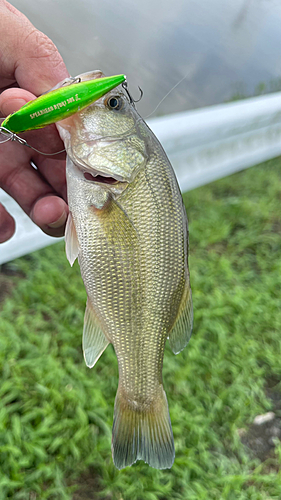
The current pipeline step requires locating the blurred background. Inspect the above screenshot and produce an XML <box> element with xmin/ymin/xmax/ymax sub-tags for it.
<box><xmin>1</xmin><ymin>1</ymin><xmax>281</xmax><ymax>499</ymax></box>
<box><xmin>9</xmin><ymin>0</ymin><xmax>281</xmax><ymax>116</ymax></box>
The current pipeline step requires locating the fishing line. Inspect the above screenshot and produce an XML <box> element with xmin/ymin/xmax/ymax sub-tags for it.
<box><xmin>0</xmin><ymin>72</ymin><xmax>189</xmax><ymax>155</ymax></box>
<box><xmin>0</xmin><ymin>125</ymin><xmax>66</xmax><ymax>155</ymax></box>
<box><xmin>144</xmin><ymin>72</ymin><xmax>190</xmax><ymax>120</ymax></box>
<box><xmin>23</xmin><ymin>143</ymin><xmax>65</xmax><ymax>156</ymax></box>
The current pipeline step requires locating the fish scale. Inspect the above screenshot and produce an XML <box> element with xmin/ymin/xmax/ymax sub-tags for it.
<box><xmin>57</xmin><ymin>71</ymin><xmax>192</xmax><ymax>469</ymax></box>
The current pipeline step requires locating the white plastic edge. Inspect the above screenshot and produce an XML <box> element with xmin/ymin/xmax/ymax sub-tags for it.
<box><xmin>1</xmin><ymin>91</ymin><xmax>281</xmax><ymax>264</ymax></box>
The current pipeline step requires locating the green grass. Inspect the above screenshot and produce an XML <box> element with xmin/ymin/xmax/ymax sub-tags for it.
<box><xmin>1</xmin><ymin>157</ymin><xmax>281</xmax><ymax>499</ymax></box>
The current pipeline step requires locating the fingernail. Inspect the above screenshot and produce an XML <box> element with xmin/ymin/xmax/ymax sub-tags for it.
<box><xmin>48</xmin><ymin>211</ymin><xmax>67</xmax><ymax>229</ymax></box>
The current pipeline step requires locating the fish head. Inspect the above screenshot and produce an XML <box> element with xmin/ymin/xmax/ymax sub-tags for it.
<box><xmin>57</xmin><ymin>71</ymin><xmax>148</xmax><ymax>189</ymax></box>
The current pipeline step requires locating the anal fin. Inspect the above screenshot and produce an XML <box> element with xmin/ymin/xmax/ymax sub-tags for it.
<box><xmin>169</xmin><ymin>279</ymin><xmax>193</xmax><ymax>355</ymax></box>
<box><xmin>83</xmin><ymin>299</ymin><xmax>109</xmax><ymax>368</ymax></box>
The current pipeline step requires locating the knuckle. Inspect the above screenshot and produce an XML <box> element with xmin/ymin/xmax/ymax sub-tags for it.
<box><xmin>1</xmin><ymin>164</ymin><xmax>25</xmax><ymax>193</ymax></box>
<box><xmin>23</xmin><ymin>29</ymin><xmax>63</xmax><ymax>66</ymax></box>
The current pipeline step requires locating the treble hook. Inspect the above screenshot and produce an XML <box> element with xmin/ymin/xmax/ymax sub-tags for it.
<box><xmin>122</xmin><ymin>81</ymin><xmax>143</xmax><ymax>106</ymax></box>
<box><xmin>63</xmin><ymin>76</ymin><xmax>81</xmax><ymax>85</ymax></box>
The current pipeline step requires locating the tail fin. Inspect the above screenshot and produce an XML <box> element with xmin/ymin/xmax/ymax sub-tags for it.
<box><xmin>112</xmin><ymin>386</ymin><xmax>175</xmax><ymax>470</ymax></box>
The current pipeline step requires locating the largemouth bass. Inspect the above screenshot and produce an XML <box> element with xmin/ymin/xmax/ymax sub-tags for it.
<box><xmin>57</xmin><ymin>70</ymin><xmax>193</xmax><ymax>470</ymax></box>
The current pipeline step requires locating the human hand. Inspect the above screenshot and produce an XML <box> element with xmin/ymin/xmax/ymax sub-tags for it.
<box><xmin>0</xmin><ymin>0</ymin><xmax>69</xmax><ymax>243</ymax></box>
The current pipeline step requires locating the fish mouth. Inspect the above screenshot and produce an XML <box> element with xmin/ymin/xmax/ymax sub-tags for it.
<box><xmin>83</xmin><ymin>171</ymin><xmax>120</xmax><ymax>185</ymax></box>
<box><xmin>72</xmin><ymin>154</ymin><xmax>128</xmax><ymax>185</ymax></box>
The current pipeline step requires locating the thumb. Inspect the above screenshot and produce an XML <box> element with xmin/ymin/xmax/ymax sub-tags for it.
<box><xmin>0</xmin><ymin>1</ymin><xmax>69</xmax><ymax>95</ymax></box>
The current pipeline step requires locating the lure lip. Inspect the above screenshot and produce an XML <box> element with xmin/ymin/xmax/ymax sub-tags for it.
<box><xmin>1</xmin><ymin>74</ymin><xmax>126</xmax><ymax>134</ymax></box>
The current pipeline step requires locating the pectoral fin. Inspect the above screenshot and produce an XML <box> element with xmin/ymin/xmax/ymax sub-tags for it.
<box><xmin>93</xmin><ymin>196</ymin><xmax>139</xmax><ymax>242</ymax></box>
<box><xmin>169</xmin><ymin>280</ymin><xmax>193</xmax><ymax>355</ymax></box>
<box><xmin>65</xmin><ymin>212</ymin><xmax>79</xmax><ymax>266</ymax></box>
<box><xmin>83</xmin><ymin>299</ymin><xmax>109</xmax><ymax>368</ymax></box>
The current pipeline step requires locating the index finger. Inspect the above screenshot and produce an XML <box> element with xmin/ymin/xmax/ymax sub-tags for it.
<box><xmin>0</xmin><ymin>1</ymin><xmax>69</xmax><ymax>94</ymax></box>
<box><xmin>0</xmin><ymin>89</ymin><xmax>68</xmax><ymax>241</ymax></box>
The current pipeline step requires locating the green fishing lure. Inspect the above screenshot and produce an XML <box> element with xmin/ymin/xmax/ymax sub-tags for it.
<box><xmin>1</xmin><ymin>74</ymin><xmax>125</xmax><ymax>134</ymax></box>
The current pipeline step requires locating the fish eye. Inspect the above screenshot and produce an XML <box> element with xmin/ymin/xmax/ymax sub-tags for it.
<box><xmin>106</xmin><ymin>95</ymin><xmax>124</xmax><ymax>111</ymax></box>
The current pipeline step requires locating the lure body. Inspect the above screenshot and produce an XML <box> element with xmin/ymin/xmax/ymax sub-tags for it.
<box><xmin>1</xmin><ymin>74</ymin><xmax>125</xmax><ymax>134</ymax></box>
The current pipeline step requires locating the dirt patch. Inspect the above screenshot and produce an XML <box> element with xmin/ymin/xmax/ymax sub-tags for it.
<box><xmin>70</xmin><ymin>467</ymin><xmax>105</xmax><ymax>500</ymax></box>
<box><xmin>1</xmin><ymin>262</ymin><xmax>25</xmax><ymax>277</ymax></box>
<box><xmin>0</xmin><ymin>263</ymin><xmax>25</xmax><ymax>305</ymax></box>
<box><xmin>239</xmin><ymin>379</ymin><xmax>281</xmax><ymax>463</ymax></box>
<box><xmin>270</xmin><ymin>218</ymin><xmax>281</xmax><ymax>234</ymax></box>
<box><xmin>240</xmin><ymin>413</ymin><xmax>281</xmax><ymax>461</ymax></box>
<box><xmin>0</xmin><ymin>275</ymin><xmax>13</xmax><ymax>304</ymax></box>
